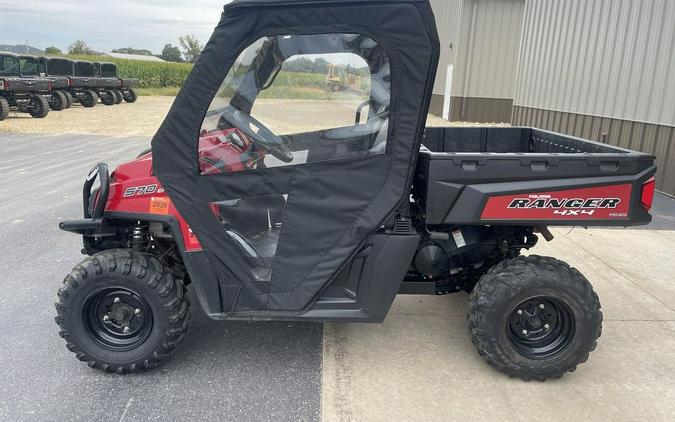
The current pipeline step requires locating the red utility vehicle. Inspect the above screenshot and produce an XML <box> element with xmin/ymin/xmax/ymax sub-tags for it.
<box><xmin>56</xmin><ymin>0</ymin><xmax>656</xmax><ymax>380</ymax></box>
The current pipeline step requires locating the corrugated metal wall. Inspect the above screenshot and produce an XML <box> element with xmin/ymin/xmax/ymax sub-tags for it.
<box><xmin>429</xmin><ymin>0</ymin><xmax>464</xmax><ymax>97</ymax></box>
<box><xmin>513</xmin><ymin>0</ymin><xmax>675</xmax><ymax>195</ymax></box>
<box><xmin>451</xmin><ymin>0</ymin><xmax>525</xmax><ymax>100</ymax></box>
<box><xmin>429</xmin><ymin>0</ymin><xmax>525</xmax><ymax>122</ymax></box>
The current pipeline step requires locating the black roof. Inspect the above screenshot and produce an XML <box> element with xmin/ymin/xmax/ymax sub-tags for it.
<box><xmin>0</xmin><ymin>51</ymin><xmax>19</xmax><ymax>58</ymax></box>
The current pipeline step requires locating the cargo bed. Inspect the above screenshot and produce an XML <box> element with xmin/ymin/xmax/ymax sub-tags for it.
<box><xmin>415</xmin><ymin>127</ymin><xmax>656</xmax><ymax>226</ymax></box>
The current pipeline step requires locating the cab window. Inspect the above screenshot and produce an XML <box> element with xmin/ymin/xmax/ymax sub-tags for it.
<box><xmin>199</xmin><ymin>33</ymin><xmax>391</xmax><ymax>174</ymax></box>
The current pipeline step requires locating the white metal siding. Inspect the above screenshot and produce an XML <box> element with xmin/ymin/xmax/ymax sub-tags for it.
<box><xmin>430</xmin><ymin>0</ymin><xmax>525</xmax><ymax>99</ymax></box>
<box><xmin>514</xmin><ymin>0</ymin><xmax>675</xmax><ymax>127</ymax></box>
<box><xmin>450</xmin><ymin>0</ymin><xmax>526</xmax><ymax>99</ymax></box>
<box><xmin>429</xmin><ymin>0</ymin><xmax>464</xmax><ymax>96</ymax></box>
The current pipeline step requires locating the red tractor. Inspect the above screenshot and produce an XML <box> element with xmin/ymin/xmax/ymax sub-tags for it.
<box><xmin>56</xmin><ymin>0</ymin><xmax>656</xmax><ymax>380</ymax></box>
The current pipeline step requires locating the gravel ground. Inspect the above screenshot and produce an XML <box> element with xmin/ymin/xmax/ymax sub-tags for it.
<box><xmin>0</xmin><ymin>96</ymin><xmax>507</xmax><ymax>137</ymax></box>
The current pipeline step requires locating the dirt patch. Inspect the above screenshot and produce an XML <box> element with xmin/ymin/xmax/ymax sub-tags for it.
<box><xmin>0</xmin><ymin>96</ymin><xmax>507</xmax><ymax>137</ymax></box>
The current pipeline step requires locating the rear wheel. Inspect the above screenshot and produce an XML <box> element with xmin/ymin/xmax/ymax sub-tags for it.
<box><xmin>0</xmin><ymin>97</ymin><xmax>9</xmax><ymax>121</ymax></box>
<box><xmin>63</xmin><ymin>91</ymin><xmax>74</xmax><ymax>108</ymax></box>
<box><xmin>28</xmin><ymin>95</ymin><xmax>49</xmax><ymax>118</ymax></box>
<box><xmin>55</xmin><ymin>249</ymin><xmax>190</xmax><ymax>373</ymax></box>
<box><xmin>123</xmin><ymin>88</ymin><xmax>137</xmax><ymax>103</ymax></box>
<box><xmin>467</xmin><ymin>255</ymin><xmax>602</xmax><ymax>380</ymax></box>
<box><xmin>101</xmin><ymin>90</ymin><xmax>116</xmax><ymax>106</ymax></box>
<box><xmin>49</xmin><ymin>90</ymin><xmax>68</xmax><ymax>111</ymax></box>
<box><xmin>80</xmin><ymin>89</ymin><xmax>98</xmax><ymax>108</ymax></box>
<box><xmin>113</xmin><ymin>89</ymin><xmax>123</xmax><ymax>104</ymax></box>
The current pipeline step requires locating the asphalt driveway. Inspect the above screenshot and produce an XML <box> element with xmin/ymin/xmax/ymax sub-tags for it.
<box><xmin>0</xmin><ymin>134</ymin><xmax>322</xmax><ymax>422</ymax></box>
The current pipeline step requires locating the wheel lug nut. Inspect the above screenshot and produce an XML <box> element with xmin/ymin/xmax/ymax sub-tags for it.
<box><xmin>522</xmin><ymin>329</ymin><xmax>528</xmax><ymax>335</ymax></box>
<box><xmin>544</xmin><ymin>324</ymin><xmax>550</xmax><ymax>330</ymax></box>
<box><xmin>123</xmin><ymin>326</ymin><xmax>130</xmax><ymax>333</ymax></box>
<box><xmin>103</xmin><ymin>315</ymin><xmax>109</xmax><ymax>321</ymax></box>
<box><xmin>114</xmin><ymin>297</ymin><xmax>120</xmax><ymax>303</ymax></box>
<box><xmin>134</xmin><ymin>309</ymin><xmax>141</xmax><ymax>315</ymax></box>
<box><xmin>539</xmin><ymin>304</ymin><xmax>545</xmax><ymax>309</ymax></box>
<box><xmin>517</xmin><ymin>310</ymin><xmax>523</xmax><ymax>315</ymax></box>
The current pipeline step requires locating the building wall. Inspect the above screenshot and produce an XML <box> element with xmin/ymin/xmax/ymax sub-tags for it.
<box><xmin>513</xmin><ymin>0</ymin><xmax>675</xmax><ymax>195</ymax></box>
<box><xmin>429</xmin><ymin>0</ymin><xmax>525</xmax><ymax>122</ymax></box>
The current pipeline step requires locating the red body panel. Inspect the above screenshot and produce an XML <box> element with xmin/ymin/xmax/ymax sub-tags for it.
<box><xmin>105</xmin><ymin>129</ymin><xmax>260</xmax><ymax>251</ymax></box>
<box><xmin>481</xmin><ymin>184</ymin><xmax>633</xmax><ymax>221</ymax></box>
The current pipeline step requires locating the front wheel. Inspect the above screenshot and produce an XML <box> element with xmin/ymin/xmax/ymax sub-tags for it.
<box><xmin>49</xmin><ymin>91</ymin><xmax>68</xmax><ymax>111</ymax></box>
<box><xmin>0</xmin><ymin>96</ymin><xmax>9</xmax><ymax>121</ymax></box>
<box><xmin>55</xmin><ymin>249</ymin><xmax>190</xmax><ymax>373</ymax></box>
<box><xmin>123</xmin><ymin>88</ymin><xmax>137</xmax><ymax>103</ymax></box>
<box><xmin>28</xmin><ymin>95</ymin><xmax>49</xmax><ymax>118</ymax></box>
<box><xmin>467</xmin><ymin>255</ymin><xmax>602</xmax><ymax>381</ymax></box>
<box><xmin>101</xmin><ymin>90</ymin><xmax>116</xmax><ymax>106</ymax></box>
<box><xmin>80</xmin><ymin>89</ymin><xmax>98</xmax><ymax>108</ymax></box>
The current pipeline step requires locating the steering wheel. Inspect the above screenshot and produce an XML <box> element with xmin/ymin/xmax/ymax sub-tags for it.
<box><xmin>218</xmin><ymin>105</ymin><xmax>294</xmax><ymax>163</ymax></box>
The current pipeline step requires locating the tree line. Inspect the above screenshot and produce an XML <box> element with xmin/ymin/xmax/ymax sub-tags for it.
<box><xmin>43</xmin><ymin>35</ymin><xmax>203</xmax><ymax>63</ymax></box>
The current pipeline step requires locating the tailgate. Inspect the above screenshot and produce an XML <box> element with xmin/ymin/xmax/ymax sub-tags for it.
<box><xmin>416</xmin><ymin>127</ymin><xmax>657</xmax><ymax>227</ymax></box>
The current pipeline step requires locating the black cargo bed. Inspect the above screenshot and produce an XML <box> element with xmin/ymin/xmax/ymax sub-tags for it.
<box><xmin>415</xmin><ymin>127</ymin><xmax>656</xmax><ymax>226</ymax></box>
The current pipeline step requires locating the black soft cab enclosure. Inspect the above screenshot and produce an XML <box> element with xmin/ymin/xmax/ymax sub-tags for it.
<box><xmin>152</xmin><ymin>0</ymin><xmax>439</xmax><ymax>316</ymax></box>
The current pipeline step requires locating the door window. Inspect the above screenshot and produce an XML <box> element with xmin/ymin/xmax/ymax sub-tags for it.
<box><xmin>199</xmin><ymin>33</ymin><xmax>391</xmax><ymax>174</ymax></box>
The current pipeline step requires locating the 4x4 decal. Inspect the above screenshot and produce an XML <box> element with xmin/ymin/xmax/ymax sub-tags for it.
<box><xmin>482</xmin><ymin>184</ymin><xmax>632</xmax><ymax>220</ymax></box>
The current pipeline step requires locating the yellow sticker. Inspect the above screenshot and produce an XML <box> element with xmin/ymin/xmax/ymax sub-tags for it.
<box><xmin>149</xmin><ymin>197</ymin><xmax>170</xmax><ymax>215</ymax></box>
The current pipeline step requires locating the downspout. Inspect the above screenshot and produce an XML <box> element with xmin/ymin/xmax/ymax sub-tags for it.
<box><xmin>460</xmin><ymin>0</ymin><xmax>479</xmax><ymax>120</ymax></box>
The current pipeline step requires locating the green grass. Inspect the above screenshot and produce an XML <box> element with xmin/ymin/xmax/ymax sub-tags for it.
<box><xmin>136</xmin><ymin>87</ymin><xmax>182</xmax><ymax>96</ymax></box>
<box><xmin>65</xmin><ymin>54</ymin><xmax>193</xmax><ymax>89</ymax></box>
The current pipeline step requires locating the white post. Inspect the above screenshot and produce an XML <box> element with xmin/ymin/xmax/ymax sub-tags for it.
<box><xmin>442</xmin><ymin>64</ymin><xmax>454</xmax><ymax>120</ymax></box>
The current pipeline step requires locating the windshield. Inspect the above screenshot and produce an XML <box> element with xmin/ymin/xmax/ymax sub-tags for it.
<box><xmin>47</xmin><ymin>59</ymin><xmax>73</xmax><ymax>76</ymax></box>
<box><xmin>20</xmin><ymin>57</ymin><xmax>40</xmax><ymax>76</ymax></box>
<box><xmin>75</xmin><ymin>62</ymin><xmax>94</xmax><ymax>77</ymax></box>
<box><xmin>101</xmin><ymin>63</ymin><xmax>116</xmax><ymax>77</ymax></box>
<box><xmin>0</xmin><ymin>56</ymin><xmax>20</xmax><ymax>75</ymax></box>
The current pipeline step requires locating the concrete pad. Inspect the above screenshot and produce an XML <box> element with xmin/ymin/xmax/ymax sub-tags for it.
<box><xmin>547</xmin><ymin>228</ymin><xmax>675</xmax><ymax>311</ymax></box>
<box><xmin>322</xmin><ymin>229</ymin><xmax>675</xmax><ymax>422</ymax></box>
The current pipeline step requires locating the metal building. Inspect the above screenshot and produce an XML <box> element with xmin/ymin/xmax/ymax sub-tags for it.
<box><xmin>429</xmin><ymin>0</ymin><xmax>525</xmax><ymax>123</ymax></box>
<box><xmin>431</xmin><ymin>0</ymin><xmax>675</xmax><ymax>196</ymax></box>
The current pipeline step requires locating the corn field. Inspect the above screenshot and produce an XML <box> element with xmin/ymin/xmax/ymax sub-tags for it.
<box><xmin>66</xmin><ymin>55</ymin><xmax>193</xmax><ymax>89</ymax></box>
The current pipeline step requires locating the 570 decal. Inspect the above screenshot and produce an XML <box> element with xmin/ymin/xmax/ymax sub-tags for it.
<box><xmin>481</xmin><ymin>184</ymin><xmax>632</xmax><ymax>220</ymax></box>
<box><xmin>123</xmin><ymin>184</ymin><xmax>163</xmax><ymax>197</ymax></box>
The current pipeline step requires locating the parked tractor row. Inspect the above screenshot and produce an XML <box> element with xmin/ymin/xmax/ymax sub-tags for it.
<box><xmin>0</xmin><ymin>52</ymin><xmax>137</xmax><ymax>121</ymax></box>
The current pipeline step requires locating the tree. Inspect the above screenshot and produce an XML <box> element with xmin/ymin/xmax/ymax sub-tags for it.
<box><xmin>179</xmin><ymin>35</ymin><xmax>202</xmax><ymax>63</ymax></box>
<box><xmin>68</xmin><ymin>40</ymin><xmax>94</xmax><ymax>55</ymax></box>
<box><xmin>112</xmin><ymin>47</ymin><xmax>154</xmax><ymax>56</ymax></box>
<box><xmin>160</xmin><ymin>44</ymin><xmax>183</xmax><ymax>62</ymax></box>
<box><xmin>44</xmin><ymin>46</ymin><xmax>62</xmax><ymax>55</ymax></box>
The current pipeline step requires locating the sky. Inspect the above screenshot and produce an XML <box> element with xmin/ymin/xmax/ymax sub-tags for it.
<box><xmin>0</xmin><ymin>0</ymin><xmax>228</xmax><ymax>54</ymax></box>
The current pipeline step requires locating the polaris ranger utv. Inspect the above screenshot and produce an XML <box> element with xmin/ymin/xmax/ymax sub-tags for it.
<box><xmin>97</xmin><ymin>62</ymin><xmax>138</xmax><ymax>104</ymax></box>
<box><xmin>69</xmin><ymin>60</ymin><xmax>100</xmax><ymax>108</ymax></box>
<box><xmin>92</xmin><ymin>61</ymin><xmax>122</xmax><ymax>106</ymax></box>
<box><xmin>19</xmin><ymin>54</ymin><xmax>69</xmax><ymax>111</ymax></box>
<box><xmin>0</xmin><ymin>51</ymin><xmax>50</xmax><ymax>120</ymax></box>
<box><xmin>56</xmin><ymin>0</ymin><xmax>657</xmax><ymax>380</ymax></box>
<box><xmin>37</xmin><ymin>56</ymin><xmax>75</xmax><ymax>109</ymax></box>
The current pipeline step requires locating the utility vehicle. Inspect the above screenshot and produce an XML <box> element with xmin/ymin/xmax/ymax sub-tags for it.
<box><xmin>97</xmin><ymin>62</ymin><xmax>138</xmax><ymax>104</ymax></box>
<box><xmin>19</xmin><ymin>54</ymin><xmax>68</xmax><ymax>111</ymax></box>
<box><xmin>0</xmin><ymin>51</ymin><xmax>50</xmax><ymax>120</ymax></box>
<box><xmin>69</xmin><ymin>60</ymin><xmax>101</xmax><ymax>108</ymax></box>
<box><xmin>92</xmin><ymin>62</ymin><xmax>122</xmax><ymax>106</ymax></box>
<box><xmin>37</xmin><ymin>57</ymin><xmax>75</xmax><ymax>109</ymax></box>
<box><xmin>56</xmin><ymin>0</ymin><xmax>657</xmax><ymax>380</ymax></box>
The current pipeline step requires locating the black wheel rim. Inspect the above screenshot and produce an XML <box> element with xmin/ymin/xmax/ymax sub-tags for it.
<box><xmin>83</xmin><ymin>287</ymin><xmax>153</xmax><ymax>351</ymax></box>
<box><xmin>506</xmin><ymin>296</ymin><xmax>575</xmax><ymax>359</ymax></box>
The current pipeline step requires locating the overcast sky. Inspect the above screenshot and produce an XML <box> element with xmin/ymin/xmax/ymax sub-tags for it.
<box><xmin>0</xmin><ymin>0</ymin><xmax>228</xmax><ymax>53</ymax></box>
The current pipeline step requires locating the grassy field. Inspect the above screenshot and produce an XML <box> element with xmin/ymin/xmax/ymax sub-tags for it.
<box><xmin>66</xmin><ymin>54</ymin><xmax>193</xmax><ymax>89</ymax></box>
<box><xmin>63</xmin><ymin>54</ymin><xmax>369</xmax><ymax>101</ymax></box>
